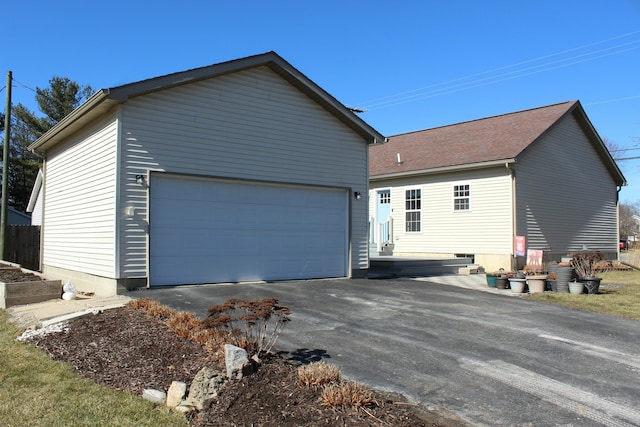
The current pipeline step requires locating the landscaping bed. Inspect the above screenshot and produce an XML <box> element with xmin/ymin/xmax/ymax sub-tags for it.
<box><xmin>24</xmin><ymin>305</ymin><xmax>465</xmax><ymax>426</ymax></box>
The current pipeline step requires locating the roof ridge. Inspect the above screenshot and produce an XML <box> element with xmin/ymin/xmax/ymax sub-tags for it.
<box><xmin>391</xmin><ymin>100</ymin><xmax>577</xmax><ymax>138</ymax></box>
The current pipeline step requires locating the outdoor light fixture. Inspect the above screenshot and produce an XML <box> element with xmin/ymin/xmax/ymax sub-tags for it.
<box><xmin>125</xmin><ymin>206</ymin><xmax>135</xmax><ymax>218</ymax></box>
<box><xmin>354</xmin><ymin>191</ymin><xmax>362</xmax><ymax>200</ymax></box>
<box><xmin>135</xmin><ymin>174</ymin><xmax>145</xmax><ymax>185</ymax></box>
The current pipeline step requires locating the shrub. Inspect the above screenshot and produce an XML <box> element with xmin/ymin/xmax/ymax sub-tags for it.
<box><xmin>203</xmin><ymin>298</ymin><xmax>291</xmax><ymax>357</ymax></box>
<box><xmin>297</xmin><ymin>361</ymin><xmax>341</xmax><ymax>387</ymax></box>
<box><xmin>320</xmin><ymin>381</ymin><xmax>379</xmax><ymax>408</ymax></box>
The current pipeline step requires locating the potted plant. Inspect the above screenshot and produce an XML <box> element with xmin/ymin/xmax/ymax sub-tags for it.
<box><xmin>508</xmin><ymin>271</ymin><xmax>527</xmax><ymax>293</ymax></box>
<box><xmin>570</xmin><ymin>251</ymin><xmax>607</xmax><ymax>294</ymax></box>
<box><xmin>523</xmin><ymin>266</ymin><xmax>547</xmax><ymax>294</ymax></box>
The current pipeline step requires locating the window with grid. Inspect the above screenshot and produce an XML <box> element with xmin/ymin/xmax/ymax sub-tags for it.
<box><xmin>454</xmin><ymin>184</ymin><xmax>470</xmax><ymax>211</ymax></box>
<box><xmin>379</xmin><ymin>191</ymin><xmax>390</xmax><ymax>204</ymax></box>
<box><xmin>405</xmin><ymin>189</ymin><xmax>421</xmax><ymax>232</ymax></box>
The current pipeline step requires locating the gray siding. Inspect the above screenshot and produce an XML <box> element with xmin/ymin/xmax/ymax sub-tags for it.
<box><xmin>43</xmin><ymin>114</ymin><xmax>118</xmax><ymax>276</ymax></box>
<box><xmin>118</xmin><ymin>66</ymin><xmax>369</xmax><ymax>278</ymax></box>
<box><xmin>515</xmin><ymin>113</ymin><xmax>618</xmax><ymax>260</ymax></box>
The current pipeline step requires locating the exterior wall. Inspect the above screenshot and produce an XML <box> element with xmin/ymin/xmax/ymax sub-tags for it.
<box><xmin>30</xmin><ymin>191</ymin><xmax>43</xmax><ymax>226</ymax></box>
<box><xmin>118</xmin><ymin>66</ymin><xmax>369</xmax><ymax>279</ymax></box>
<box><xmin>369</xmin><ymin>167</ymin><xmax>514</xmax><ymax>271</ymax></box>
<box><xmin>41</xmin><ymin>113</ymin><xmax>118</xmax><ymax>291</ymax></box>
<box><xmin>514</xmin><ymin>113</ymin><xmax>619</xmax><ymax>262</ymax></box>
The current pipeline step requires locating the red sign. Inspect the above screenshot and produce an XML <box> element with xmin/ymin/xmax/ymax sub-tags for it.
<box><xmin>514</xmin><ymin>236</ymin><xmax>526</xmax><ymax>257</ymax></box>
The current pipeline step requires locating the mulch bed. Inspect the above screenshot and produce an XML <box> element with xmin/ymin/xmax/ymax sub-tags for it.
<box><xmin>10</xmin><ymin>262</ymin><xmax>467</xmax><ymax>426</ymax></box>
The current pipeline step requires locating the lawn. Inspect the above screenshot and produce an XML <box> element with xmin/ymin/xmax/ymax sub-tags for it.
<box><xmin>0</xmin><ymin>310</ymin><xmax>188</xmax><ymax>427</ymax></box>
<box><xmin>527</xmin><ymin>269</ymin><xmax>640</xmax><ymax>320</ymax></box>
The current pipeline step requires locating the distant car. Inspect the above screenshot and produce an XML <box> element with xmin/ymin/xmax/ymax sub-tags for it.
<box><xmin>620</xmin><ymin>239</ymin><xmax>629</xmax><ymax>250</ymax></box>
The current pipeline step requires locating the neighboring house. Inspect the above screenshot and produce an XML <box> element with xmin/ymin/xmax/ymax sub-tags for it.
<box><xmin>369</xmin><ymin>101</ymin><xmax>626</xmax><ymax>272</ymax></box>
<box><xmin>26</xmin><ymin>169</ymin><xmax>43</xmax><ymax>226</ymax></box>
<box><xmin>29</xmin><ymin>52</ymin><xmax>384</xmax><ymax>296</ymax></box>
<box><xmin>7</xmin><ymin>207</ymin><xmax>32</xmax><ymax>225</ymax></box>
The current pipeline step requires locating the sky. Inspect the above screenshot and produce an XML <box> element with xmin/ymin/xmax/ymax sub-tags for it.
<box><xmin>3</xmin><ymin>0</ymin><xmax>640</xmax><ymax>203</ymax></box>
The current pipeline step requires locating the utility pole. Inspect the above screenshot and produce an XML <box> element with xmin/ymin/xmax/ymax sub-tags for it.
<box><xmin>1</xmin><ymin>71</ymin><xmax>11</xmax><ymax>259</ymax></box>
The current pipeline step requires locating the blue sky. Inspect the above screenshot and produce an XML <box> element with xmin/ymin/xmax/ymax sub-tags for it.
<box><xmin>4</xmin><ymin>0</ymin><xmax>640</xmax><ymax>202</ymax></box>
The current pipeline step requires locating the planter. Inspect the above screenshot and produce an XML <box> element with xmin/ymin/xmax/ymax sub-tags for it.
<box><xmin>547</xmin><ymin>280</ymin><xmax>557</xmax><ymax>292</ymax></box>
<box><xmin>548</xmin><ymin>265</ymin><xmax>574</xmax><ymax>293</ymax></box>
<box><xmin>486</xmin><ymin>275</ymin><xmax>497</xmax><ymax>287</ymax></box>
<box><xmin>568</xmin><ymin>281</ymin><xmax>584</xmax><ymax>294</ymax></box>
<box><xmin>508</xmin><ymin>278</ymin><xmax>526</xmax><ymax>293</ymax></box>
<box><xmin>495</xmin><ymin>276</ymin><xmax>509</xmax><ymax>289</ymax></box>
<box><xmin>526</xmin><ymin>275</ymin><xmax>547</xmax><ymax>294</ymax></box>
<box><xmin>580</xmin><ymin>277</ymin><xmax>602</xmax><ymax>295</ymax></box>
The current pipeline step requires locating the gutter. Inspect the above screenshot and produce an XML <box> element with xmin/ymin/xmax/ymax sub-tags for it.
<box><xmin>370</xmin><ymin>158</ymin><xmax>517</xmax><ymax>181</ymax></box>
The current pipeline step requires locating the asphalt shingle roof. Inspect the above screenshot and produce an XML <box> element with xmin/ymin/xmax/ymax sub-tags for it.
<box><xmin>369</xmin><ymin>101</ymin><xmax>577</xmax><ymax>177</ymax></box>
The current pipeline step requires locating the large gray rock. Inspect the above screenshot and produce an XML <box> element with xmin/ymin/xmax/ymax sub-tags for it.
<box><xmin>166</xmin><ymin>381</ymin><xmax>187</xmax><ymax>408</ymax></box>
<box><xmin>186</xmin><ymin>367</ymin><xmax>226</xmax><ymax>410</ymax></box>
<box><xmin>225</xmin><ymin>344</ymin><xmax>254</xmax><ymax>379</ymax></box>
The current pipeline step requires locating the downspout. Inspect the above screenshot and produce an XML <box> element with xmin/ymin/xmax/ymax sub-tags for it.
<box><xmin>507</xmin><ymin>162</ymin><xmax>516</xmax><ymax>271</ymax></box>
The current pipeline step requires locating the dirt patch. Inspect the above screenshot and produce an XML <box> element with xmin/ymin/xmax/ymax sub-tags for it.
<box><xmin>25</xmin><ymin>306</ymin><xmax>468</xmax><ymax>426</ymax></box>
<box><xmin>0</xmin><ymin>267</ymin><xmax>43</xmax><ymax>283</ymax></box>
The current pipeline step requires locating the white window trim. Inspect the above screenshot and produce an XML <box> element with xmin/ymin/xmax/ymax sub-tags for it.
<box><xmin>453</xmin><ymin>183</ymin><xmax>471</xmax><ymax>212</ymax></box>
<box><xmin>405</xmin><ymin>187</ymin><xmax>422</xmax><ymax>233</ymax></box>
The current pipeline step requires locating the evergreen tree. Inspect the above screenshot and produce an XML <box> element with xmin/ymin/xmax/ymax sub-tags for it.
<box><xmin>1</xmin><ymin>77</ymin><xmax>93</xmax><ymax>211</ymax></box>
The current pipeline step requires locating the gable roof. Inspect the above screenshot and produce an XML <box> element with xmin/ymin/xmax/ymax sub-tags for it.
<box><xmin>29</xmin><ymin>51</ymin><xmax>385</xmax><ymax>152</ymax></box>
<box><xmin>369</xmin><ymin>100</ymin><xmax>626</xmax><ymax>186</ymax></box>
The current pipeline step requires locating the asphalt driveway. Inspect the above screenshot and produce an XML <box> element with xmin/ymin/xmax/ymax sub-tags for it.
<box><xmin>129</xmin><ymin>277</ymin><xmax>640</xmax><ymax>426</ymax></box>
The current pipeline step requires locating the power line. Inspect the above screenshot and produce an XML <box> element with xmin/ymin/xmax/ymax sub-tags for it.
<box><xmin>355</xmin><ymin>30</ymin><xmax>640</xmax><ymax>111</ymax></box>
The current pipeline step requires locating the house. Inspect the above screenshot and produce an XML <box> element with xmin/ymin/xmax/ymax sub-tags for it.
<box><xmin>6</xmin><ymin>207</ymin><xmax>32</xmax><ymax>225</ymax></box>
<box><xmin>368</xmin><ymin>101</ymin><xmax>626</xmax><ymax>272</ymax></box>
<box><xmin>28</xmin><ymin>52</ymin><xmax>385</xmax><ymax>296</ymax></box>
<box><xmin>26</xmin><ymin>169</ymin><xmax>43</xmax><ymax>225</ymax></box>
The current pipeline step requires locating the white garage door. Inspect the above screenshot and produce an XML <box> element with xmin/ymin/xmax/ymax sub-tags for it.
<box><xmin>149</xmin><ymin>174</ymin><xmax>349</xmax><ymax>286</ymax></box>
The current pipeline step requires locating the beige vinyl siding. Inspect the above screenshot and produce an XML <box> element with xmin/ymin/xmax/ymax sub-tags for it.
<box><xmin>118</xmin><ymin>66</ymin><xmax>368</xmax><ymax>277</ymax></box>
<box><xmin>515</xmin><ymin>113</ymin><xmax>618</xmax><ymax>259</ymax></box>
<box><xmin>370</xmin><ymin>167</ymin><xmax>513</xmax><ymax>255</ymax></box>
<box><xmin>43</xmin><ymin>113</ymin><xmax>118</xmax><ymax>276</ymax></box>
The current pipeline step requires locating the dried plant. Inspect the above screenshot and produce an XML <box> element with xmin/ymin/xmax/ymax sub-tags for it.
<box><xmin>320</xmin><ymin>381</ymin><xmax>379</xmax><ymax>408</ymax></box>
<box><xmin>203</xmin><ymin>298</ymin><xmax>291</xmax><ymax>356</ymax></box>
<box><xmin>570</xmin><ymin>251</ymin><xmax>608</xmax><ymax>278</ymax></box>
<box><xmin>297</xmin><ymin>361</ymin><xmax>341</xmax><ymax>387</ymax></box>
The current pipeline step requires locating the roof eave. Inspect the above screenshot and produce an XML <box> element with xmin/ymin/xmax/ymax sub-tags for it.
<box><xmin>370</xmin><ymin>158</ymin><xmax>517</xmax><ymax>181</ymax></box>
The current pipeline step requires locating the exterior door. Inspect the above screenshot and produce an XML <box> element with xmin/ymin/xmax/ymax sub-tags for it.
<box><xmin>376</xmin><ymin>189</ymin><xmax>391</xmax><ymax>244</ymax></box>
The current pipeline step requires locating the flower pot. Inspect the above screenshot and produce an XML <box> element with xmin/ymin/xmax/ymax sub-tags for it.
<box><xmin>495</xmin><ymin>276</ymin><xmax>508</xmax><ymax>289</ymax></box>
<box><xmin>526</xmin><ymin>275</ymin><xmax>547</xmax><ymax>294</ymax></box>
<box><xmin>547</xmin><ymin>280</ymin><xmax>557</xmax><ymax>292</ymax></box>
<box><xmin>508</xmin><ymin>278</ymin><xmax>526</xmax><ymax>293</ymax></box>
<box><xmin>486</xmin><ymin>275</ymin><xmax>497</xmax><ymax>287</ymax></box>
<box><xmin>580</xmin><ymin>277</ymin><xmax>602</xmax><ymax>295</ymax></box>
<box><xmin>548</xmin><ymin>265</ymin><xmax>574</xmax><ymax>293</ymax></box>
<box><xmin>568</xmin><ymin>281</ymin><xmax>584</xmax><ymax>294</ymax></box>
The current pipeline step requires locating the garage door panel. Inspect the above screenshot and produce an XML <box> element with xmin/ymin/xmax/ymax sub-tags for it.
<box><xmin>150</xmin><ymin>175</ymin><xmax>348</xmax><ymax>286</ymax></box>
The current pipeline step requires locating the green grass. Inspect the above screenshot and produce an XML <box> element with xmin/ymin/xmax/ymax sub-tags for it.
<box><xmin>0</xmin><ymin>311</ymin><xmax>188</xmax><ymax>427</ymax></box>
<box><xmin>527</xmin><ymin>270</ymin><xmax>640</xmax><ymax>320</ymax></box>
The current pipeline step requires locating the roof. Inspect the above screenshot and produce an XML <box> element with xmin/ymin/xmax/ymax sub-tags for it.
<box><xmin>369</xmin><ymin>100</ymin><xmax>626</xmax><ymax>186</ymax></box>
<box><xmin>29</xmin><ymin>51</ymin><xmax>385</xmax><ymax>152</ymax></box>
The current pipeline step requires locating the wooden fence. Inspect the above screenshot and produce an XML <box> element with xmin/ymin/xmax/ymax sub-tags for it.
<box><xmin>4</xmin><ymin>225</ymin><xmax>40</xmax><ymax>271</ymax></box>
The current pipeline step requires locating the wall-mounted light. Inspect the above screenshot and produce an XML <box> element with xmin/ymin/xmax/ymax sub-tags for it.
<box><xmin>354</xmin><ymin>191</ymin><xmax>362</xmax><ymax>200</ymax></box>
<box><xmin>125</xmin><ymin>206</ymin><xmax>135</xmax><ymax>218</ymax></box>
<box><xmin>135</xmin><ymin>174</ymin><xmax>145</xmax><ymax>185</ymax></box>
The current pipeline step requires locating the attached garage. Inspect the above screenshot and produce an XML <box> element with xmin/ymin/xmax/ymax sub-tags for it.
<box><xmin>149</xmin><ymin>174</ymin><xmax>349</xmax><ymax>286</ymax></box>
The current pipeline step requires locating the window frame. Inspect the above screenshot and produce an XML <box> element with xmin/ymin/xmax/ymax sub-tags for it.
<box><xmin>405</xmin><ymin>188</ymin><xmax>421</xmax><ymax>232</ymax></box>
<box><xmin>453</xmin><ymin>183</ymin><xmax>471</xmax><ymax>212</ymax></box>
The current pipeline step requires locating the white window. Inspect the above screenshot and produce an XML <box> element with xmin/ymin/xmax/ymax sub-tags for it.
<box><xmin>454</xmin><ymin>184</ymin><xmax>470</xmax><ymax>211</ymax></box>
<box><xmin>405</xmin><ymin>188</ymin><xmax>421</xmax><ymax>232</ymax></box>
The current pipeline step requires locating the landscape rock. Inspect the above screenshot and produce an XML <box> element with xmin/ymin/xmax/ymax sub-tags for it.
<box><xmin>142</xmin><ymin>388</ymin><xmax>166</xmax><ymax>404</ymax></box>
<box><xmin>225</xmin><ymin>343</ymin><xmax>254</xmax><ymax>379</ymax></box>
<box><xmin>186</xmin><ymin>367</ymin><xmax>226</xmax><ymax>410</ymax></box>
<box><xmin>166</xmin><ymin>381</ymin><xmax>187</xmax><ymax>407</ymax></box>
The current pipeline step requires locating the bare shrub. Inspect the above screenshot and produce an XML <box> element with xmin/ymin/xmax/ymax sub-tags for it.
<box><xmin>320</xmin><ymin>381</ymin><xmax>379</xmax><ymax>408</ymax></box>
<box><xmin>297</xmin><ymin>361</ymin><xmax>341</xmax><ymax>387</ymax></box>
<box><xmin>203</xmin><ymin>298</ymin><xmax>291</xmax><ymax>357</ymax></box>
<box><xmin>127</xmin><ymin>298</ymin><xmax>174</xmax><ymax>320</ymax></box>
